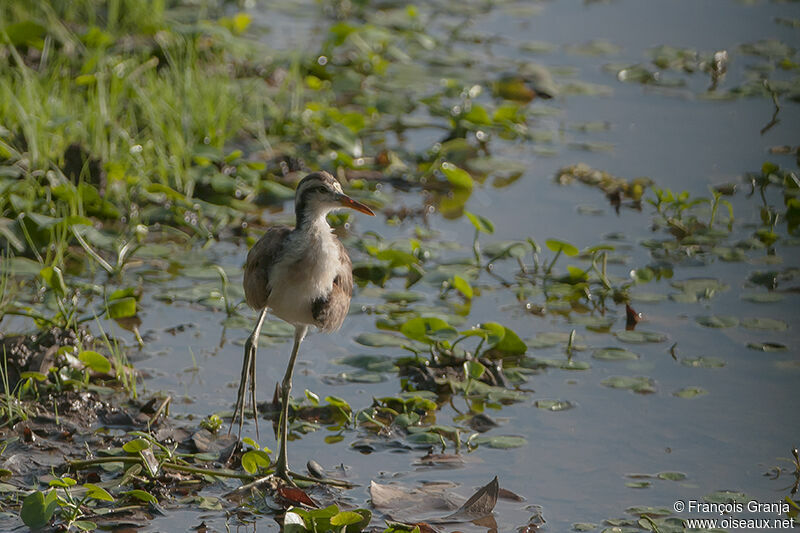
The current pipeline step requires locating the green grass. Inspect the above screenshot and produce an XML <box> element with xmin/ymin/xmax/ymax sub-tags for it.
<box><xmin>0</xmin><ymin>1</ymin><xmax>272</xmax><ymax>249</ymax></box>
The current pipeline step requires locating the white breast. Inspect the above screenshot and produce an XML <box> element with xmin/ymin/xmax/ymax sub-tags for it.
<box><xmin>266</xmin><ymin>225</ymin><xmax>340</xmax><ymax>327</ymax></box>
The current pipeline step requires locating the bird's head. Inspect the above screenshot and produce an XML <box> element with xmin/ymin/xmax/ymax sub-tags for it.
<box><xmin>295</xmin><ymin>171</ymin><xmax>374</xmax><ymax>227</ymax></box>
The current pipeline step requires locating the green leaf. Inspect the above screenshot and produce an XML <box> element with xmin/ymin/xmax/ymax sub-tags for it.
<box><xmin>464</xmin><ymin>360</ymin><xmax>486</xmax><ymax>380</ymax></box>
<box><xmin>49</xmin><ymin>476</ymin><xmax>77</xmax><ymax>487</ymax></box>
<box><xmin>695</xmin><ymin>315</ymin><xmax>739</xmax><ymax>328</ymax></box>
<box><xmin>109</xmin><ymin>287</ymin><xmax>137</xmax><ymax>301</ymax></box>
<box><xmin>406</xmin><ymin>432</ymin><xmax>444</xmax><ymax>445</ymax></box>
<box><xmin>40</xmin><ymin>266</ymin><xmax>67</xmax><ymax>296</ymax></box>
<box><xmin>464</xmin><ymin>211</ymin><xmax>494</xmax><ymax>234</ymax></box>
<box><xmin>284</xmin><ymin>510</ymin><xmax>309</xmax><ymax>533</ymax></box>
<box><xmin>84</xmin><ymin>483</ymin><xmax>114</xmax><ymax>502</ymax></box>
<box><xmin>592</xmin><ymin>347</ymin><xmax>639</xmax><ymax>361</ymax></box>
<box><xmin>460</xmin><ymin>322</ymin><xmax>506</xmax><ymax>346</ymax></box>
<box><xmin>463</xmin><ymin>104</ymin><xmax>491</xmax><ymax>125</ymax></box>
<box><xmin>4</xmin><ymin>21</ymin><xmax>47</xmax><ymax>48</ymax></box>
<box><xmin>305</xmin><ymin>389</ymin><xmax>320</xmax><ymax>406</ymax></box>
<box><xmin>122</xmin><ymin>438</ymin><xmax>151</xmax><ymax>453</ymax></box>
<box><xmin>545</xmin><ymin>239</ymin><xmax>579</xmax><ymax>256</ymax></box>
<box><xmin>335</xmin><ymin>354</ymin><xmax>396</xmax><ymax>372</ymax></box>
<box><xmin>342</xmin><ymin>509</ymin><xmax>371</xmax><ymax>532</ymax></box>
<box><xmin>73</xmin><ymin>520</ymin><xmax>98</xmax><ymax>531</ymax></box>
<box><xmin>566</xmin><ymin>265</ymin><xmax>588</xmax><ymax>281</ymax></box>
<box><xmin>122</xmin><ymin>489</ymin><xmax>157</xmax><ymax>503</ymax></box>
<box><xmin>375</xmin><ymin>249</ymin><xmax>418</xmax><ymax>267</ymax></box>
<box><xmin>601</xmin><ymin>376</ymin><xmax>656</xmax><ymax>394</ymax></box>
<box><xmin>354</xmin><ymin>332</ymin><xmax>407</xmax><ymax>348</ymax></box>
<box><xmin>739</xmin><ymin>317</ymin><xmax>788</xmax><ymax>331</ymax></box>
<box><xmin>20</xmin><ymin>490</ymin><xmax>58</xmax><ymax>529</ymax></box>
<box><xmin>330</xmin><ymin>510</ymin><xmax>364</xmax><ymax>526</ymax></box>
<box><xmin>400</xmin><ymin>317</ymin><xmax>458</xmax><ymax>344</ymax></box>
<box><xmin>747</xmin><ymin>342</ymin><xmax>787</xmax><ymax>352</ymax></box>
<box><xmin>494</xmin><ymin>326</ymin><xmax>527</xmax><ymax>355</ymax></box>
<box><xmin>614</xmin><ymin>330</ymin><xmax>668</xmax><ymax>344</ymax></box>
<box><xmin>704</xmin><ymin>490</ymin><xmax>748</xmax><ymax>504</ymax></box>
<box><xmin>325</xmin><ymin>395</ymin><xmax>352</xmax><ymax>413</ymax></box>
<box><xmin>673</xmin><ymin>386</ymin><xmax>708</xmax><ymax>398</ymax></box>
<box><xmin>107</xmin><ymin>296</ymin><xmax>137</xmax><ymax>319</ymax></box>
<box><xmin>451</xmin><ymin>275</ymin><xmax>473</xmax><ymax>299</ymax></box>
<box><xmin>740</xmin><ymin>292</ymin><xmax>783</xmax><ymax>303</ymax></box>
<box><xmin>78</xmin><ymin>350</ymin><xmax>111</xmax><ymax>373</ymax></box>
<box><xmin>19</xmin><ymin>371</ymin><xmax>48</xmax><ymax>382</ymax></box>
<box><xmin>657</xmin><ymin>471</ymin><xmax>687</xmax><ymax>481</ymax></box>
<box><xmin>440</xmin><ymin>162</ymin><xmax>474</xmax><ymax>190</ymax></box>
<box><xmin>671</xmin><ymin>278</ymin><xmax>729</xmax><ymax>295</ymax></box>
<box><xmin>241</xmin><ymin>450</ymin><xmax>271</xmax><ymax>474</ymax></box>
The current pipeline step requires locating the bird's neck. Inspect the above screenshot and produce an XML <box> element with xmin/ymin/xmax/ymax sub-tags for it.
<box><xmin>295</xmin><ymin>209</ymin><xmax>334</xmax><ymax>241</ymax></box>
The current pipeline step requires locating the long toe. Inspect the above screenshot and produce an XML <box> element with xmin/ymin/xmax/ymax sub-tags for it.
<box><xmin>274</xmin><ymin>467</ymin><xmax>296</xmax><ymax>486</ymax></box>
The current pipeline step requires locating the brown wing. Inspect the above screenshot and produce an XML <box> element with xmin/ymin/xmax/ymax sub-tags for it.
<box><xmin>243</xmin><ymin>226</ymin><xmax>292</xmax><ymax>310</ymax></box>
<box><xmin>312</xmin><ymin>239</ymin><xmax>353</xmax><ymax>332</ymax></box>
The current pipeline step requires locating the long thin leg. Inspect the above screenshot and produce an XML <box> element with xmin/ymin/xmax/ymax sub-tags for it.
<box><xmin>274</xmin><ymin>325</ymin><xmax>308</xmax><ymax>482</ymax></box>
<box><xmin>229</xmin><ymin>308</ymin><xmax>268</xmax><ymax>439</ymax></box>
<box><xmin>249</xmin><ymin>340</ymin><xmax>260</xmax><ymax>439</ymax></box>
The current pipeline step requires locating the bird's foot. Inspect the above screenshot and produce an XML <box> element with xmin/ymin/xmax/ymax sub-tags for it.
<box><xmin>273</xmin><ymin>464</ymin><xmax>297</xmax><ymax>487</ymax></box>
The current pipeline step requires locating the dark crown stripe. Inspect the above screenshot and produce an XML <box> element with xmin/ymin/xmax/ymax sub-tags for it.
<box><xmin>294</xmin><ymin>171</ymin><xmax>339</xmax><ymax>228</ymax></box>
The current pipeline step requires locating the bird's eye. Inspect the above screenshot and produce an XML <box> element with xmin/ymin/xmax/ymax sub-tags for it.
<box><xmin>313</xmin><ymin>186</ymin><xmax>327</xmax><ymax>194</ymax></box>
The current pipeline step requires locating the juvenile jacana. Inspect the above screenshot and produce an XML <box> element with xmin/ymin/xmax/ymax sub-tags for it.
<box><xmin>231</xmin><ymin>171</ymin><xmax>374</xmax><ymax>482</ymax></box>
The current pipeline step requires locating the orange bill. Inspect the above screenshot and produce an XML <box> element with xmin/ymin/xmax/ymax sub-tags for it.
<box><xmin>338</xmin><ymin>194</ymin><xmax>375</xmax><ymax>216</ymax></box>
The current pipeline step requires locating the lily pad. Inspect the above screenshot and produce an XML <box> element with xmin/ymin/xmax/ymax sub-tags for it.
<box><xmin>669</xmin><ymin>292</ymin><xmax>698</xmax><ymax>303</ymax></box>
<box><xmin>527</xmin><ymin>331</ymin><xmax>580</xmax><ymax>349</ymax></box>
<box><xmin>703</xmin><ymin>490</ymin><xmax>748</xmax><ymax>504</ymax></box>
<box><xmin>741</xmin><ymin>292</ymin><xmax>784</xmax><ymax>303</ymax></box>
<box><xmin>673</xmin><ymin>386</ymin><xmax>708</xmax><ymax>398</ymax></box>
<box><xmin>695</xmin><ymin>315</ymin><xmax>739</xmax><ymax>328</ymax></box>
<box><xmin>657</xmin><ymin>472</ymin><xmax>687</xmax><ymax>481</ymax></box>
<box><xmin>614</xmin><ymin>330</ymin><xmax>667</xmax><ymax>344</ymax></box>
<box><xmin>592</xmin><ymin>347</ymin><xmax>639</xmax><ymax>361</ymax></box>
<box><xmin>671</xmin><ymin>278</ymin><xmax>729</xmax><ymax>296</ymax></box>
<box><xmin>406</xmin><ymin>432</ymin><xmax>444</xmax><ymax>446</ymax></box>
<box><xmin>747</xmin><ymin>342</ymin><xmax>788</xmax><ymax>352</ymax></box>
<box><xmin>712</xmin><ymin>246</ymin><xmax>747</xmax><ymax>262</ymax></box>
<box><xmin>570</xmin><ymin>315</ymin><xmax>616</xmax><ymax>331</ymax></box>
<box><xmin>354</xmin><ymin>332</ymin><xmax>407</xmax><ymax>348</ymax></box>
<box><xmin>535</xmin><ymin>399</ymin><xmax>574</xmax><ymax>411</ymax></box>
<box><xmin>381</xmin><ymin>290</ymin><xmax>426</xmax><ymax>303</ymax></box>
<box><xmin>625</xmin><ymin>506</ymin><xmax>672</xmax><ymax>516</ymax></box>
<box><xmin>601</xmin><ymin>376</ymin><xmax>656</xmax><ymax>394</ymax></box>
<box><xmin>739</xmin><ymin>317</ymin><xmax>788</xmax><ymax>331</ymax></box>
<box><xmin>472</xmin><ymin>435</ymin><xmax>528</xmax><ymax>449</ymax></box>
<box><xmin>628</xmin><ymin>292</ymin><xmax>667</xmax><ymax>303</ymax></box>
<box><xmin>680</xmin><ymin>356</ymin><xmax>726</xmax><ymax>368</ymax></box>
<box><xmin>559</xmin><ymin>359</ymin><xmax>591</xmax><ymax>370</ymax></box>
<box><xmin>334</xmin><ymin>354</ymin><xmax>396</xmax><ymax>372</ymax></box>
